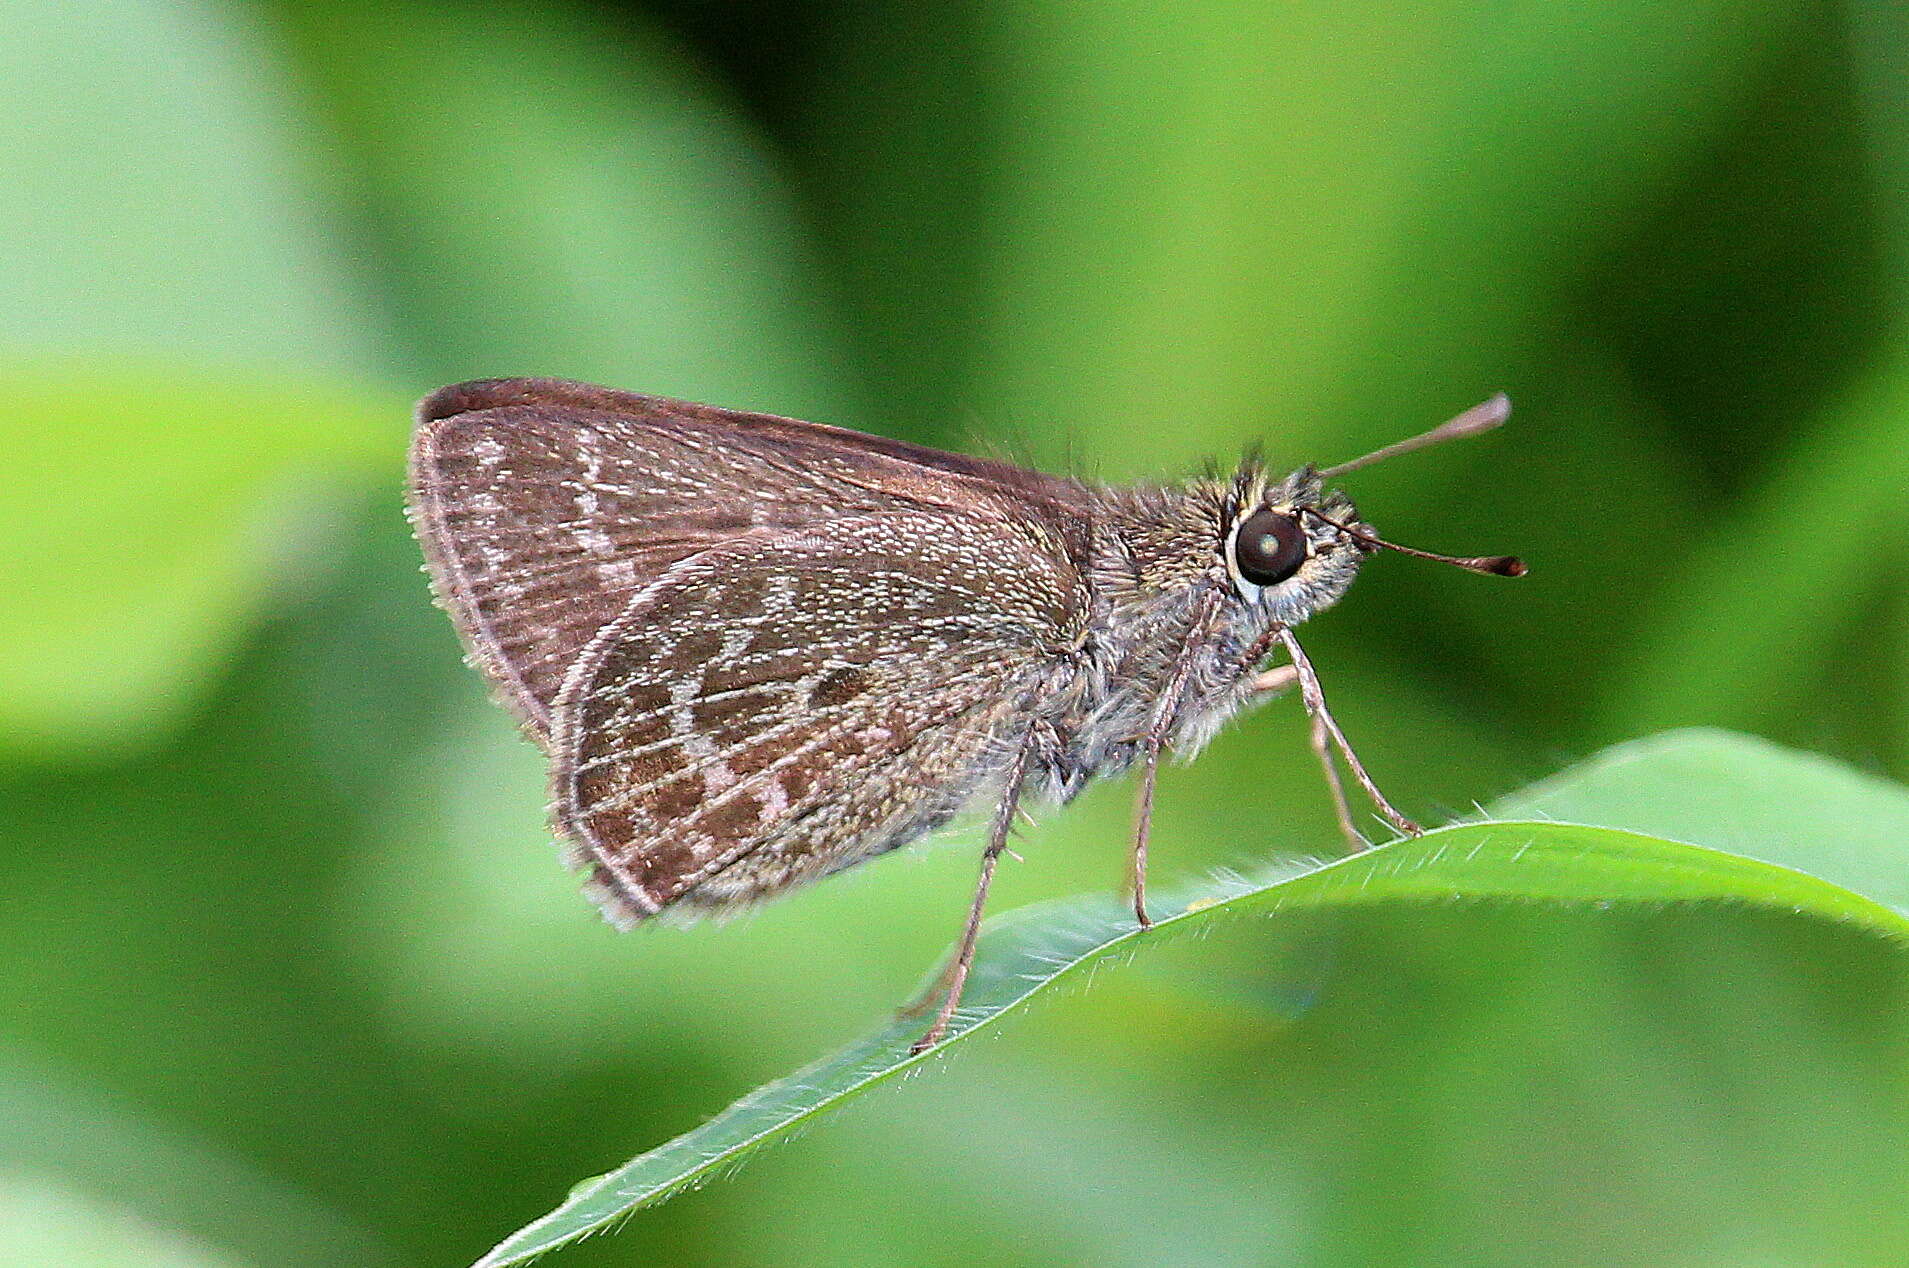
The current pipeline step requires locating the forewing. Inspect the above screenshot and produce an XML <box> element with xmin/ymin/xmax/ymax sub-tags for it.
<box><xmin>406</xmin><ymin>378</ymin><xmax>1089</xmax><ymax>740</ymax></box>
<box><xmin>550</xmin><ymin>513</ymin><xmax>1084</xmax><ymax>923</ymax></box>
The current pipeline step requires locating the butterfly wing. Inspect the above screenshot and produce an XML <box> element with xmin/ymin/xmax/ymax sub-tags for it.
<box><xmin>407</xmin><ymin>378</ymin><xmax>1088</xmax><ymax>740</ymax></box>
<box><xmin>550</xmin><ymin>513</ymin><xmax>1085</xmax><ymax>924</ymax></box>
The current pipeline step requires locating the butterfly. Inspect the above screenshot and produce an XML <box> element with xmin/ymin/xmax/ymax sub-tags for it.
<box><xmin>407</xmin><ymin>378</ymin><xmax>1522</xmax><ymax>1049</ymax></box>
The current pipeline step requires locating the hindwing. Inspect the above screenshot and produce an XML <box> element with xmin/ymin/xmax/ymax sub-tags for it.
<box><xmin>550</xmin><ymin>513</ymin><xmax>1085</xmax><ymax>923</ymax></box>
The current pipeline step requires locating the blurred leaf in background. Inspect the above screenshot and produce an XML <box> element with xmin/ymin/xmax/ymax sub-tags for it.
<box><xmin>3</xmin><ymin>0</ymin><xmax>1908</xmax><ymax>1265</ymax></box>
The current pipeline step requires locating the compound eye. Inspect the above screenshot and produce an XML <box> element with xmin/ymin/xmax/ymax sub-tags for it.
<box><xmin>1232</xmin><ymin>509</ymin><xmax>1307</xmax><ymax>587</ymax></box>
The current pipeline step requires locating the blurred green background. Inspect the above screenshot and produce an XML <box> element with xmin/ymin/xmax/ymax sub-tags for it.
<box><xmin>5</xmin><ymin>1</ymin><xmax>1909</xmax><ymax>1265</ymax></box>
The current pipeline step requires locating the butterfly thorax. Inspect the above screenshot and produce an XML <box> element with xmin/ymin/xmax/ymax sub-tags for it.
<box><xmin>1026</xmin><ymin>467</ymin><xmax>1365</xmax><ymax>802</ymax></box>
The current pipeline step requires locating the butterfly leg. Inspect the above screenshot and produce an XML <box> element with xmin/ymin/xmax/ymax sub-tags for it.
<box><xmin>1126</xmin><ymin>592</ymin><xmax>1229</xmax><ymax>930</ymax></box>
<box><xmin>1310</xmin><ymin>711</ymin><xmax>1363</xmax><ymax>851</ymax></box>
<box><xmin>1251</xmin><ymin>659</ymin><xmax>1358</xmax><ymax>848</ymax></box>
<box><xmin>1249</xmin><ymin>663</ymin><xmax>1299</xmax><ymax>695</ymax></box>
<box><xmin>899</xmin><ymin>943</ymin><xmax>964</xmax><ymax>1021</ymax></box>
<box><xmin>910</xmin><ymin>743</ymin><xmax>1034</xmax><ymax>1054</ymax></box>
<box><xmin>1129</xmin><ymin>737</ymin><xmax>1162</xmax><ymax>930</ymax></box>
<box><xmin>1275</xmin><ymin>627</ymin><xmax>1421</xmax><ymax>839</ymax></box>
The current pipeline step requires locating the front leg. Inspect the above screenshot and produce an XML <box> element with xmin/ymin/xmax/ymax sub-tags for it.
<box><xmin>1275</xmin><ymin>628</ymin><xmax>1422</xmax><ymax>841</ymax></box>
<box><xmin>1248</xmin><ymin>663</ymin><xmax>1298</xmax><ymax>696</ymax></box>
<box><xmin>1246</xmin><ymin>659</ymin><xmax>1359</xmax><ymax>849</ymax></box>
<box><xmin>1128</xmin><ymin>591</ymin><xmax>1227</xmax><ymax>929</ymax></box>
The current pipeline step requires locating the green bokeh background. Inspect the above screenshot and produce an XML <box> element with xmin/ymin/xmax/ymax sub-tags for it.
<box><xmin>4</xmin><ymin>2</ymin><xmax>1908</xmax><ymax>1265</ymax></box>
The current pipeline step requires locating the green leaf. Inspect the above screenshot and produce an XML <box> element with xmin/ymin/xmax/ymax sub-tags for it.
<box><xmin>473</xmin><ymin>729</ymin><xmax>1909</xmax><ymax>1266</ymax></box>
<box><xmin>0</xmin><ymin>0</ymin><xmax>403</xmax><ymax>758</ymax></box>
<box><xmin>0</xmin><ymin>361</ymin><xmax>402</xmax><ymax>757</ymax></box>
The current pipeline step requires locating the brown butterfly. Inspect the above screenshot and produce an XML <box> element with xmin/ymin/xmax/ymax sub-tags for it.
<box><xmin>407</xmin><ymin>378</ymin><xmax>1522</xmax><ymax>1050</ymax></box>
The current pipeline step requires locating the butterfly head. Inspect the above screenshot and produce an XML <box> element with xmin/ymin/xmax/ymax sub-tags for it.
<box><xmin>1222</xmin><ymin>395</ymin><xmax>1526</xmax><ymax>624</ymax></box>
<box><xmin>1222</xmin><ymin>466</ymin><xmax>1369</xmax><ymax>624</ymax></box>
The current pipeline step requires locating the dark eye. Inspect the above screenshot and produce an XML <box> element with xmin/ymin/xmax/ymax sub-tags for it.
<box><xmin>1232</xmin><ymin>509</ymin><xmax>1307</xmax><ymax>587</ymax></box>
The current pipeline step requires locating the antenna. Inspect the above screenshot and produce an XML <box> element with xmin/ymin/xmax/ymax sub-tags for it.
<box><xmin>1320</xmin><ymin>392</ymin><xmax>1510</xmax><ymax>479</ymax></box>
<box><xmin>1301</xmin><ymin>507</ymin><xmax>1526</xmax><ymax>578</ymax></box>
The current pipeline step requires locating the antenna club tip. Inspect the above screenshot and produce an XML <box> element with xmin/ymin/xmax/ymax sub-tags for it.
<box><xmin>1459</xmin><ymin>392</ymin><xmax>1511</xmax><ymax>435</ymax></box>
<box><xmin>1484</xmin><ymin>555</ymin><xmax>1527</xmax><ymax>577</ymax></box>
<box><xmin>1318</xmin><ymin>391</ymin><xmax>1513</xmax><ymax>478</ymax></box>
